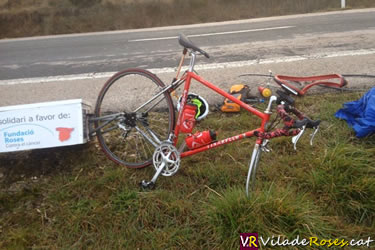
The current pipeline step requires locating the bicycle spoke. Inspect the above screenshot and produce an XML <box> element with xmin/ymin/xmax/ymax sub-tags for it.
<box><xmin>133</xmin><ymin>84</ymin><xmax>172</xmax><ymax>113</ymax></box>
<box><xmin>139</xmin><ymin>122</ymin><xmax>162</xmax><ymax>145</ymax></box>
<box><xmin>138</xmin><ymin>134</ymin><xmax>154</xmax><ymax>160</ymax></box>
<box><xmin>134</xmin><ymin>126</ymin><xmax>159</xmax><ymax>148</ymax></box>
<box><xmin>135</xmin><ymin>132</ymin><xmax>153</xmax><ymax>161</ymax></box>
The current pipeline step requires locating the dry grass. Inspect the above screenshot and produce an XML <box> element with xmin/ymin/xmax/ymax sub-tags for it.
<box><xmin>1</xmin><ymin>0</ymin><xmax>374</xmax><ymax>39</ymax></box>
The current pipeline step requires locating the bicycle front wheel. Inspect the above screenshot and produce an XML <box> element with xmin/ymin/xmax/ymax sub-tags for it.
<box><xmin>94</xmin><ymin>68</ymin><xmax>175</xmax><ymax>168</ymax></box>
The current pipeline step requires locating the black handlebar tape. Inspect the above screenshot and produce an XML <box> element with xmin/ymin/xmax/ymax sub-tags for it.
<box><xmin>284</xmin><ymin>105</ymin><xmax>305</xmax><ymax>120</ymax></box>
<box><xmin>255</xmin><ymin>104</ymin><xmax>319</xmax><ymax>139</ymax></box>
<box><xmin>254</xmin><ymin>128</ymin><xmax>300</xmax><ymax>139</ymax></box>
<box><xmin>277</xmin><ymin>105</ymin><xmax>296</xmax><ymax>128</ymax></box>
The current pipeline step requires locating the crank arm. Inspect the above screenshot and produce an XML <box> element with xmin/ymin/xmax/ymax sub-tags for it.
<box><xmin>310</xmin><ymin>126</ymin><xmax>319</xmax><ymax>146</ymax></box>
<box><xmin>292</xmin><ymin>125</ymin><xmax>306</xmax><ymax>150</ymax></box>
<box><xmin>150</xmin><ymin>162</ymin><xmax>166</xmax><ymax>183</ymax></box>
<box><xmin>140</xmin><ymin>162</ymin><xmax>166</xmax><ymax>189</ymax></box>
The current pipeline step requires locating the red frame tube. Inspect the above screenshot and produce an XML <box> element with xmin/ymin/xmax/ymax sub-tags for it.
<box><xmin>274</xmin><ymin>74</ymin><xmax>347</xmax><ymax>96</ymax></box>
<box><xmin>174</xmin><ymin>71</ymin><xmax>270</xmax><ymax>157</ymax></box>
<box><xmin>181</xmin><ymin>130</ymin><xmax>258</xmax><ymax>158</ymax></box>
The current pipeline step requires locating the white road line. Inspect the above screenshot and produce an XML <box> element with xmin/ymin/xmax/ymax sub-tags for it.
<box><xmin>1</xmin><ymin>48</ymin><xmax>375</xmax><ymax>86</ymax></box>
<box><xmin>128</xmin><ymin>26</ymin><xmax>295</xmax><ymax>42</ymax></box>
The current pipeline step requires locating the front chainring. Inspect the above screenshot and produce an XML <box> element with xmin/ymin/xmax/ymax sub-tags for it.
<box><xmin>153</xmin><ymin>142</ymin><xmax>180</xmax><ymax>177</ymax></box>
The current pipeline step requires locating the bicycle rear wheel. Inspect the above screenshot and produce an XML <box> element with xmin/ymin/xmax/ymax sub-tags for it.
<box><xmin>94</xmin><ymin>68</ymin><xmax>175</xmax><ymax>168</ymax></box>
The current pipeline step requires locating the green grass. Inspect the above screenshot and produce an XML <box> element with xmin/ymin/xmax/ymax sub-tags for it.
<box><xmin>0</xmin><ymin>91</ymin><xmax>374</xmax><ymax>249</ymax></box>
<box><xmin>203</xmin><ymin>185</ymin><xmax>336</xmax><ymax>249</ymax></box>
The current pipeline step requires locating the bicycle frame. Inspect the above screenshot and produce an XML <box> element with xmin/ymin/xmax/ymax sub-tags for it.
<box><xmin>131</xmin><ymin>60</ymin><xmax>278</xmax><ymax>196</ymax></box>
<box><xmin>133</xmin><ymin>42</ymin><xmax>311</xmax><ymax>193</ymax></box>
<box><xmin>172</xmin><ymin>70</ymin><xmax>271</xmax><ymax>158</ymax></box>
<box><xmin>94</xmin><ymin>36</ymin><xmax>324</xmax><ymax>195</ymax></box>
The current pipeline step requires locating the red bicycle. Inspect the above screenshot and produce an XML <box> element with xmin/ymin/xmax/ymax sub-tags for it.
<box><xmin>93</xmin><ymin>34</ymin><xmax>326</xmax><ymax>196</ymax></box>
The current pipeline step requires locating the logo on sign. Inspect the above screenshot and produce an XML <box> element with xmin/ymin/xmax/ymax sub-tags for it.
<box><xmin>240</xmin><ymin>233</ymin><xmax>259</xmax><ymax>250</ymax></box>
<box><xmin>56</xmin><ymin>127</ymin><xmax>74</xmax><ymax>142</ymax></box>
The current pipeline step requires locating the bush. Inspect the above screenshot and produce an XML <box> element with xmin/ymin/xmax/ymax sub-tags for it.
<box><xmin>69</xmin><ymin>0</ymin><xmax>101</xmax><ymax>8</ymax></box>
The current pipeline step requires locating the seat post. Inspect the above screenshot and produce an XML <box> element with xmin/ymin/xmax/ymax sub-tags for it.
<box><xmin>188</xmin><ymin>52</ymin><xmax>196</xmax><ymax>72</ymax></box>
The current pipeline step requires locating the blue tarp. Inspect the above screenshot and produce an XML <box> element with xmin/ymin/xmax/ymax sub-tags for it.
<box><xmin>335</xmin><ymin>87</ymin><xmax>375</xmax><ymax>138</ymax></box>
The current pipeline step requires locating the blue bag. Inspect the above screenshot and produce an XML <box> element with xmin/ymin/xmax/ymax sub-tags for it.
<box><xmin>335</xmin><ymin>87</ymin><xmax>375</xmax><ymax>138</ymax></box>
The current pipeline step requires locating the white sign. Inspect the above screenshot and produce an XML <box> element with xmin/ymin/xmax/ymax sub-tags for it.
<box><xmin>0</xmin><ymin>99</ymin><xmax>91</xmax><ymax>153</ymax></box>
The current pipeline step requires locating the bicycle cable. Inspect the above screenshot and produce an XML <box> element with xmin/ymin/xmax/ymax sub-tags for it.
<box><xmin>266</xmin><ymin>112</ymin><xmax>282</xmax><ymax>132</ymax></box>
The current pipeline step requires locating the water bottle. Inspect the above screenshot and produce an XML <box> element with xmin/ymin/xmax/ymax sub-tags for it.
<box><xmin>185</xmin><ymin>130</ymin><xmax>217</xmax><ymax>149</ymax></box>
<box><xmin>180</xmin><ymin>103</ymin><xmax>197</xmax><ymax>133</ymax></box>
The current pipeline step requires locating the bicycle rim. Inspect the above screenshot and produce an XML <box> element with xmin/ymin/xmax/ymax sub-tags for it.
<box><xmin>94</xmin><ymin>68</ymin><xmax>175</xmax><ymax>168</ymax></box>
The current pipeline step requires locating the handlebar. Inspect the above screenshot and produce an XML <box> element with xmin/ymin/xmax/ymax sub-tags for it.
<box><xmin>255</xmin><ymin>98</ymin><xmax>320</xmax><ymax>143</ymax></box>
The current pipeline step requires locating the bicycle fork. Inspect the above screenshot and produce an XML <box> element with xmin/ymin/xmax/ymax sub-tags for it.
<box><xmin>246</xmin><ymin>140</ymin><xmax>270</xmax><ymax>197</ymax></box>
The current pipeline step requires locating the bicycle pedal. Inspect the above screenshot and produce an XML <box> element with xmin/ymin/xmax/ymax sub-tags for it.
<box><xmin>140</xmin><ymin>180</ymin><xmax>155</xmax><ymax>190</ymax></box>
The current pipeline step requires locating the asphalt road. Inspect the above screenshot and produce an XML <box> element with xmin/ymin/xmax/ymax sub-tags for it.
<box><xmin>1</xmin><ymin>9</ymin><xmax>375</xmax><ymax>107</ymax></box>
<box><xmin>1</xmin><ymin>8</ymin><xmax>375</xmax><ymax>81</ymax></box>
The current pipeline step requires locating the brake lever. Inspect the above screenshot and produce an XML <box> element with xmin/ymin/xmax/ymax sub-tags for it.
<box><xmin>309</xmin><ymin>125</ymin><xmax>319</xmax><ymax>146</ymax></box>
<box><xmin>292</xmin><ymin>125</ymin><xmax>306</xmax><ymax>150</ymax></box>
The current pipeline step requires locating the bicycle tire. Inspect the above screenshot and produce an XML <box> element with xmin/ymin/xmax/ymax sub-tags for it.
<box><xmin>94</xmin><ymin>68</ymin><xmax>175</xmax><ymax>168</ymax></box>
